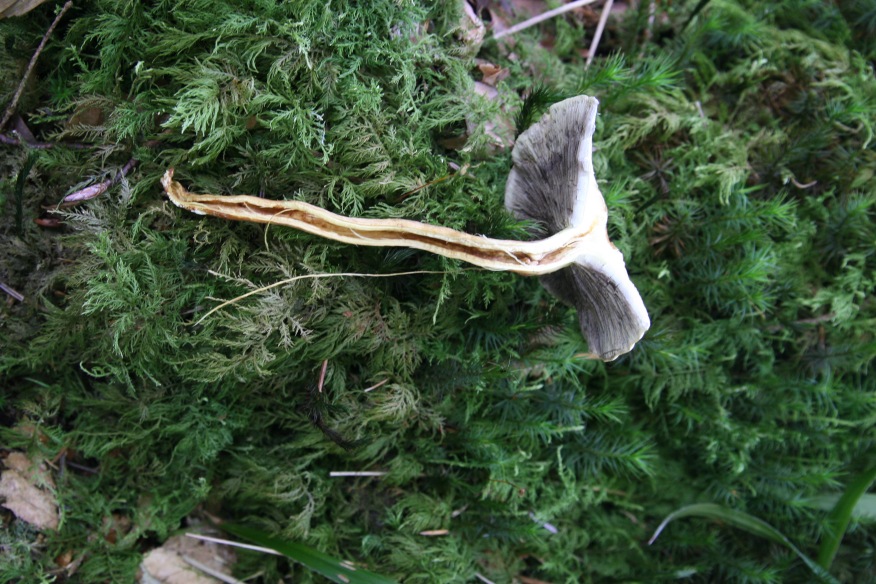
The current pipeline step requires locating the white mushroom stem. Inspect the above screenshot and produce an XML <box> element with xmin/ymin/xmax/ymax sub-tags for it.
<box><xmin>162</xmin><ymin>168</ymin><xmax>600</xmax><ymax>276</ymax></box>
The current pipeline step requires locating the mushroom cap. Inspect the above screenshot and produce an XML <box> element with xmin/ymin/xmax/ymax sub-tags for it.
<box><xmin>505</xmin><ymin>95</ymin><xmax>650</xmax><ymax>360</ymax></box>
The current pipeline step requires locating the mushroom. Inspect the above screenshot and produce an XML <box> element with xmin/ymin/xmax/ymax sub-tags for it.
<box><xmin>505</xmin><ymin>95</ymin><xmax>650</xmax><ymax>360</ymax></box>
<box><xmin>161</xmin><ymin>95</ymin><xmax>649</xmax><ymax>360</ymax></box>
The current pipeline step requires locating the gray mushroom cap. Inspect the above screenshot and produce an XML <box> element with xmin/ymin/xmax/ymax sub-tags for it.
<box><xmin>505</xmin><ymin>95</ymin><xmax>650</xmax><ymax>360</ymax></box>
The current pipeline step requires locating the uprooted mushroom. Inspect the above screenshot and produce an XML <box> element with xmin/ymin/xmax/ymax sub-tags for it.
<box><xmin>162</xmin><ymin>95</ymin><xmax>650</xmax><ymax>360</ymax></box>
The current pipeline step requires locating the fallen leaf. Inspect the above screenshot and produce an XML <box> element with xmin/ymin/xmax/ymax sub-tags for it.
<box><xmin>12</xmin><ymin>116</ymin><xmax>38</xmax><ymax>144</ymax></box>
<box><xmin>13</xmin><ymin>421</ymin><xmax>50</xmax><ymax>443</ymax></box>
<box><xmin>487</xmin><ymin>0</ymin><xmax>545</xmax><ymax>39</ymax></box>
<box><xmin>457</xmin><ymin>0</ymin><xmax>486</xmax><ymax>55</ymax></box>
<box><xmin>486</xmin><ymin>2</ymin><xmax>510</xmax><ymax>38</ymax></box>
<box><xmin>437</xmin><ymin>134</ymin><xmax>468</xmax><ymax>150</ymax></box>
<box><xmin>66</xmin><ymin>105</ymin><xmax>106</xmax><ymax>129</ymax></box>
<box><xmin>518</xmin><ymin>576</ymin><xmax>555</xmax><ymax>584</ymax></box>
<box><xmin>467</xmin><ymin>82</ymin><xmax>515</xmax><ymax>151</ymax></box>
<box><xmin>477</xmin><ymin>62</ymin><xmax>510</xmax><ymax>86</ymax></box>
<box><xmin>505</xmin><ymin>0</ymin><xmax>547</xmax><ymax>16</ymax></box>
<box><xmin>140</xmin><ymin>548</ymin><xmax>219</xmax><ymax>584</ymax></box>
<box><xmin>0</xmin><ymin>0</ymin><xmax>49</xmax><ymax>18</ymax></box>
<box><xmin>62</xmin><ymin>181</ymin><xmax>110</xmax><ymax>203</ymax></box>
<box><xmin>0</xmin><ymin>451</ymin><xmax>59</xmax><ymax>530</ymax></box>
<box><xmin>34</xmin><ymin>217</ymin><xmax>64</xmax><ymax>228</ymax></box>
<box><xmin>102</xmin><ymin>512</ymin><xmax>132</xmax><ymax>544</ymax></box>
<box><xmin>473</xmin><ymin>80</ymin><xmax>499</xmax><ymax>100</ymax></box>
<box><xmin>139</xmin><ymin>534</ymin><xmax>236</xmax><ymax>584</ymax></box>
<box><xmin>55</xmin><ymin>549</ymin><xmax>74</xmax><ymax>568</ymax></box>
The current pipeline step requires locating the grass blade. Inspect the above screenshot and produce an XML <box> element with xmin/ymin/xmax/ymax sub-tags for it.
<box><xmin>220</xmin><ymin>523</ymin><xmax>398</xmax><ymax>584</ymax></box>
<box><xmin>806</xmin><ymin>493</ymin><xmax>876</xmax><ymax>522</ymax></box>
<box><xmin>649</xmin><ymin>503</ymin><xmax>838</xmax><ymax>584</ymax></box>
<box><xmin>816</xmin><ymin>459</ymin><xmax>876</xmax><ymax>569</ymax></box>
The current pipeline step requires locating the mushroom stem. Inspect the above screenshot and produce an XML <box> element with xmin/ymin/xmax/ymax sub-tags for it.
<box><xmin>161</xmin><ymin>168</ymin><xmax>597</xmax><ymax>276</ymax></box>
<box><xmin>161</xmin><ymin>94</ymin><xmax>651</xmax><ymax>361</ymax></box>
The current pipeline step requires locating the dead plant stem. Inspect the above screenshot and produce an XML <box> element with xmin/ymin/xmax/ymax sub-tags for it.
<box><xmin>493</xmin><ymin>0</ymin><xmax>599</xmax><ymax>40</ymax></box>
<box><xmin>195</xmin><ymin>270</ymin><xmax>450</xmax><ymax>325</ymax></box>
<box><xmin>0</xmin><ymin>1</ymin><xmax>73</xmax><ymax>131</ymax></box>
<box><xmin>586</xmin><ymin>0</ymin><xmax>614</xmax><ymax>68</ymax></box>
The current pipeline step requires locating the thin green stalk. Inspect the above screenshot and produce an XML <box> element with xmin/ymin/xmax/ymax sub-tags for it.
<box><xmin>817</xmin><ymin>457</ymin><xmax>876</xmax><ymax>569</ymax></box>
<box><xmin>649</xmin><ymin>503</ymin><xmax>839</xmax><ymax>584</ymax></box>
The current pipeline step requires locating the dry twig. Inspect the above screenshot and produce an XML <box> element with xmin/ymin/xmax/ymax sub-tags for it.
<box><xmin>586</xmin><ymin>0</ymin><xmax>614</xmax><ymax>68</ymax></box>
<box><xmin>1</xmin><ymin>281</ymin><xmax>24</xmax><ymax>302</ymax></box>
<box><xmin>1</xmin><ymin>132</ymin><xmax>90</xmax><ymax>150</ymax></box>
<box><xmin>0</xmin><ymin>1</ymin><xmax>73</xmax><ymax>131</ymax></box>
<box><xmin>493</xmin><ymin>0</ymin><xmax>600</xmax><ymax>40</ymax></box>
